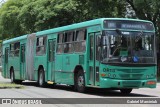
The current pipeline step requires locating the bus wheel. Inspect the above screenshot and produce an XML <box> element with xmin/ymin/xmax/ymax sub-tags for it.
<box><xmin>120</xmin><ymin>89</ymin><xmax>132</xmax><ymax>95</ymax></box>
<box><xmin>10</xmin><ymin>71</ymin><xmax>15</xmax><ymax>83</ymax></box>
<box><xmin>76</xmin><ymin>71</ymin><xmax>86</xmax><ymax>93</ymax></box>
<box><xmin>38</xmin><ymin>69</ymin><xmax>45</xmax><ymax>87</ymax></box>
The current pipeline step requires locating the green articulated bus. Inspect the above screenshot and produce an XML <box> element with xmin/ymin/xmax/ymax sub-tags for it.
<box><xmin>2</xmin><ymin>18</ymin><xmax>157</xmax><ymax>94</ymax></box>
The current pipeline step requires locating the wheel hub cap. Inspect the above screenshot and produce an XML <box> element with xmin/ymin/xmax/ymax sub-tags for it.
<box><xmin>78</xmin><ymin>76</ymin><xmax>84</xmax><ymax>87</ymax></box>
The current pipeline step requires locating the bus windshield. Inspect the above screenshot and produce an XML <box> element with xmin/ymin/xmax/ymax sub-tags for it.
<box><xmin>101</xmin><ymin>30</ymin><xmax>156</xmax><ymax>64</ymax></box>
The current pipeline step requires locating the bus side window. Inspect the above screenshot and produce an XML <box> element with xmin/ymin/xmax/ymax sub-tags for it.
<box><xmin>10</xmin><ymin>42</ymin><xmax>20</xmax><ymax>57</ymax></box>
<box><xmin>36</xmin><ymin>36</ymin><xmax>47</xmax><ymax>55</ymax></box>
<box><xmin>14</xmin><ymin>42</ymin><xmax>20</xmax><ymax>56</ymax></box>
<box><xmin>64</xmin><ymin>31</ymin><xmax>74</xmax><ymax>53</ymax></box>
<box><xmin>57</xmin><ymin>33</ymin><xmax>64</xmax><ymax>54</ymax></box>
<box><xmin>74</xmin><ymin>29</ymin><xmax>86</xmax><ymax>52</ymax></box>
<box><xmin>10</xmin><ymin>44</ymin><xmax>14</xmax><ymax>57</ymax></box>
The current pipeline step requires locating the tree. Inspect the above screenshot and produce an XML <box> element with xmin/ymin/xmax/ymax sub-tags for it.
<box><xmin>0</xmin><ymin>0</ymin><xmax>126</xmax><ymax>39</ymax></box>
<box><xmin>0</xmin><ymin>0</ymin><xmax>23</xmax><ymax>39</ymax></box>
<box><xmin>126</xmin><ymin>0</ymin><xmax>160</xmax><ymax>36</ymax></box>
<box><xmin>18</xmin><ymin>0</ymin><xmax>39</xmax><ymax>34</ymax></box>
<box><xmin>32</xmin><ymin>0</ymin><xmax>78</xmax><ymax>31</ymax></box>
<box><xmin>75</xmin><ymin>0</ymin><xmax>126</xmax><ymax>22</ymax></box>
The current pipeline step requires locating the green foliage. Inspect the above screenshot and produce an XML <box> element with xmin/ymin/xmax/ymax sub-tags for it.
<box><xmin>1</xmin><ymin>0</ymin><xmax>159</xmax><ymax>40</ymax></box>
<box><xmin>33</xmin><ymin>0</ymin><xmax>78</xmax><ymax>30</ymax></box>
<box><xmin>0</xmin><ymin>0</ymin><xmax>23</xmax><ymax>39</ymax></box>
<box><xmin>75</xmin><ymin>0</ymin><xmax>125</xmax><ymax>22</ymax></box>
<box><xmin>18</xmin><ymin>0</ymin><xmax>38</xmax><ymax>34</ymax></box>
<box><xmin>0</xmin><ymin>0</ymin><xmax>125</xmax><ymax>39</ymax></box>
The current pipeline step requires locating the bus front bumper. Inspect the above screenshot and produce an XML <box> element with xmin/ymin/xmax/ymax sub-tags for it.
<box><xmin>100</xmin><ymin>78</ymin><xmax>157</xmax><ymax>89</ymax></box>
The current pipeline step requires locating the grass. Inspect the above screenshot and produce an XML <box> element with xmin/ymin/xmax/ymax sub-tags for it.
<box><xmin>0</xmin><ymin>82</ymin><xmax>24</xmax><ymax>89</ymax></box>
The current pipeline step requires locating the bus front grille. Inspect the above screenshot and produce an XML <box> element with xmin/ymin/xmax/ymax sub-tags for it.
<box><xmin>122</xmin><ymin>81</ymin><xmax>141</xmax><ymax>87</ymax></box>
<box><xmin>119</xmin><ymin>74</ymin><xmax>143</xmax><ymax>79</ymax></box>
<box><xmin>120</xmin><ymin>69</ymin><xmax>145</xmax><ymax>73</ymax></box>
<box><xmin>117</xmin><ymin>69</ymin><xmax>146</xmax><ymax>80</ymax></box>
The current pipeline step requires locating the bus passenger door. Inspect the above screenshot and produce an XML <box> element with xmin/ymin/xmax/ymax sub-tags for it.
<box><xmin>20</xmin><ymin>44</ymin><xmax>25</xmax><ymax>79</ymax></box>
<box><xmin>47</xmin><ymin>39</ymin><xmax>56</xmax><ymax>82</ymax></box>
<box><xmin>88</xmin><ymin>32</ymin><xmax>100</xmax><ymax>86</ymax></box>
<box><xmin>4</xmin><ymin>47</ymin><xmax>9</xmax><ymax>78</ymax></box>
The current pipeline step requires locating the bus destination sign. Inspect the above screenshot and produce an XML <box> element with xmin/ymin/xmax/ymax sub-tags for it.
<box><xmin>121</xmin><ymin>24</ymin><xmax>146</xmax><ymax>29</ymax></box>
<box><xmin>103</xmin><ymin>20</ymin><xmax>154</xmax><ymax>31</ymax></box>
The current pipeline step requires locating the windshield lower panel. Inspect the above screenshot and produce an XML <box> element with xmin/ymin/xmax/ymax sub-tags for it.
<box><xmin>102</xmin><ymin>31</ymin><xmax>156</xmax><ymax>64</ymax></box>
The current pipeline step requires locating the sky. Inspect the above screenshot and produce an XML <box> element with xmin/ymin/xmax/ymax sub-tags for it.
<box><xmin>0</xmin><ymin>0</ymin><xmax>7</xmax><ymax>7</ymax></box>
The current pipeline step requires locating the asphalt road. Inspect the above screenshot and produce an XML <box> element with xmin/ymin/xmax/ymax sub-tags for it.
<box><xmin>0</xmin><ymin>72</ymin><xmax>160</xmax><ymax>107</ymax></box>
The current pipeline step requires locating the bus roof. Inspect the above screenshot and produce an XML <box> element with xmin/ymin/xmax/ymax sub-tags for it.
<box><xmin>2</xmin><ymin>18</ymin><xmax>154</xmax><ymax>44</ymax></box>
<box><xmin>3</xmin><ymin>35</ymin><xmax>27</xmax><ymax>44</ymax></box>
<box><xmin>36</xmin><ymin>18</ymin><xmax>153</xmax><ymax>36</ymax></box>
<box><xmin>36</xmin><ymin>18</ymin><xmax>104</xmax><ymax>36</ymax></box>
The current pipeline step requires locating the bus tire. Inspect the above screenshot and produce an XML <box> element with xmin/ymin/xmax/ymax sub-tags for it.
<box><xmin>10</xmin><ymin>70</ymin><xmax>15</xmax><ymax>83</ymax></box>
<box><xmin>10</xmin><ymin>70</ymin><xmax>22</xmax><ymax>84</ymax></box>
<box><xmin>38</xmin><ymin>69</ymin><xmax>46</xmax><ymax>87</ymax></box>
<box><xmin>120</xmin><ymin>88</ymin><xmax>132</xmax><ymax>95</ymax></box>
<box><xmin>76</xmin><ymin>70</ymin><xmax>86</xmax><ymax>93</ymax></box>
